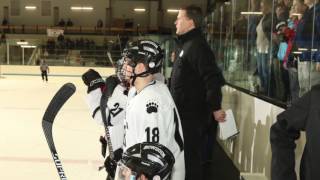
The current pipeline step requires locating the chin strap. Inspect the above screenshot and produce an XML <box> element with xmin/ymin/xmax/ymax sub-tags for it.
<box><xmin>130</xmin><ymin>70</ymin><xmax>151</xmax><ymax>86</ymax></box>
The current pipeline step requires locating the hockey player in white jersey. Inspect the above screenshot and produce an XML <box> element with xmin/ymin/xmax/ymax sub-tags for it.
<box><xmin>119</xmin><ymin>40</ymin><xmax>185</xmax><ymax>180</ymax></box>
<box><xmin>82</xmin><ymin>59</ymin><xmax>128</xmax><ymax>179</ymax></box>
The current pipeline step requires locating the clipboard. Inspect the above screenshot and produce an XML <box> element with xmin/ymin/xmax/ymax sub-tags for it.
<box><xmin>218</xmin><ymin>109</ymin><xmax>239</xmax><ymax>140</ymax></box>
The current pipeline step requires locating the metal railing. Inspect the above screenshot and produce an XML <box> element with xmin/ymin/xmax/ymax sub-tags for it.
<box><xmin>0</xmin><ymin>25</ymin><xmax>162</xmax><ymax>35</ymax></box>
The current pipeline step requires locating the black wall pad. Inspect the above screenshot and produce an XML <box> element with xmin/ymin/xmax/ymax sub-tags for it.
<box><xmin>204</xmin><ymin>141</ymin><xmax>240</xmax><ymax>180</ymax></box>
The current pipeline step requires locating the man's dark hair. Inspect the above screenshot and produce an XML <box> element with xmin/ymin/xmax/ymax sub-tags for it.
<box><xmin>181</xmin><ymin>5</ymin><xmax>203</xmax><ymax>29</ymax></box>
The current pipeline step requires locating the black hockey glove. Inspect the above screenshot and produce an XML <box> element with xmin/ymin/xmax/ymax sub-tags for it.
<box><xmin>104</xmin><ymin>148</ymin><xmax>123</xmax><ymax>178</ymax></box>
<box><xmin>82</xmin><ymin>69</ymin><xmax>105</xmax><ymax>93</ymax></box>
<box><xmin>105</xmin><ymin>75</ymin><xmax>120</xmax><ymax>97</ymax></box>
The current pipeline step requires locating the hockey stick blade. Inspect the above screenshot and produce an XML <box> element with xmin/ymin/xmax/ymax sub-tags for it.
<box><xmin>42</xmin><ymin>83</ymin><xmax>76</xmax><ymax>180</ymax></box>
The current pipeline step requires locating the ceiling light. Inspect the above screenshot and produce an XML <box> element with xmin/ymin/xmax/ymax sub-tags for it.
<box><xmin>21</xmin><ymin>45</ymin><xmax>36</xmax><ymax>48</ymax></box>
<box><xmin>71</xmin><ymin>6</ymin><xmax>93</xmax><ymax>11</ymax></box>
<box><xmin>71</xmin><ymin>7</ymin><xmax>82</xmax><ymax>10</ymax></box>
<box><xmin>241</xmin><ymin>11</ymin><xmax>263</xmax><ymax>15</ymax></box>
<box><xmin>17</xmin><ymin>41</ymin><xmax>28</xmax><ymax>45</ymax></box>
<box><xmin>167</xmin><ymin>9</ymin><xmax>179</xmax><ymax>13</ymax></box>
<box><xmin>25</xmin><ymin>6</ymin><xmax>37</xmax><ymax>10</ymax></box>
<box><xmin>82</xmin><ymin>7</ymin><xmax>93</xmax><ymax>10</ymax></box>
<box><xmin>298</xmin><ymin>48</ymin><xmax>308</xmax><ymax>51</ymax></box>
<box><xmin>293</xmin><ymin>51</ymin><xmax>302</xmax><ymax>54</ymax></box>
<box><xmin>134</xmin><ymin>8</ymin><xmax>146</xmax><ymax>12</ymax></box>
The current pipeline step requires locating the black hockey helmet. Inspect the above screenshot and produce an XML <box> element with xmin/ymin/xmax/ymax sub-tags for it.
<box><xmin>115</xmin><ymin>142</ymin><xmax>175</xmax><ymax>180</ymax></box>
<box><xmin>125</xmin><ymin>39</ymin><xmax>164</xmax><ymax>75</ymax></box>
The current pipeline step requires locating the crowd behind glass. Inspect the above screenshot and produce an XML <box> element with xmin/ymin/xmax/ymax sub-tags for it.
<box><xmin>205</xmin><ymin>0</ymin><xmax>320</xmax><ymax>104</ymax></box>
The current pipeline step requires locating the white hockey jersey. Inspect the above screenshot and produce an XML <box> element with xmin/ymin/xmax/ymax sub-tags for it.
<box><xmin>124</xmin><ymin>80</ymin><xmax>185</xmax><ymax>180</ymax></box>
<box><xmin>86</xmin><ymin>84</ymin><xmax>127</xmax><ymax>151</ymax></box>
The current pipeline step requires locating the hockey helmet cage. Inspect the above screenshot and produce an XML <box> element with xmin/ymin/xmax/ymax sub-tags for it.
<box><xmin>115</xmin><ymin>142</ymin><xmax>175</xmax><ymax>180</ymax></box>
<box><xmin>125</xmin><ymin>40</ymin><xmax>164</xmax><ymax>74</ymax></box>
<box><xmin>116</xmin><ymin>58</ymin><xmax>127</xmax><ymax>85</ymax></box>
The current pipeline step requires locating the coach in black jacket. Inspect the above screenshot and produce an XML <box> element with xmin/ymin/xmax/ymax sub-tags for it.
<box><xmin>270</xmin><ymin>84</ymin><xmax>320</xmax><ymax>180</ymax></box>
<box><xmin>170</xmin><ymin>5</ymin><xmax>226</xmax><ymax>180</ymax></box>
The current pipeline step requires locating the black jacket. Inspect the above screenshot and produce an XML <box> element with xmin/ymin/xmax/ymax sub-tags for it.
<box><xmin>170</xmin><ymin>28</ymin><xmax>225</xmax><ymax>125</ymax></box>
<box><xmin>270</xmin><ymin>84</ymin><xmax>320</xmax><ymax>180</ymax></box>
<box><xmin>294</xmin><ymin>3</ymin><xmax>320</xmax><ymax>62</ymax></box>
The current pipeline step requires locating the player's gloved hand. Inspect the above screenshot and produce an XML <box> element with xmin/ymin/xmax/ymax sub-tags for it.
<box><xmin>82</xmin><ymin>69</ymin><xmax>105</xmax><ymax>93</ymax></box>
<box><xmin>99</xmin><ymin>136</ymin><xmax>107</xmax><ymax>158</ymax></box>
<box><xmin>105</xmin><ymin>157</ymin><xmax>117</xmax><ymax>178</ymax></box>
<box><xmin>105</xmin><ymin>75</ymin><xmax>120</xmax><ymax>97</ymax></box>
<box><xmin>104</xmin><ymin>148</ymin><xmax>123</xmax><ymax>178</ymax></box>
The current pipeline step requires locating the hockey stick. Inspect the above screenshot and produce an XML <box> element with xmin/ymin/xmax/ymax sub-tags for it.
<box><xmin>98</xmin><ymin>81</ymin><xmax>114</xmax><ymax>171</ymax></box>
<box><xmin>107</xmin><ymin>51</ymin><xmax>115</xmax><ymax>67</ymax></box>
<box><xmin>42</xmin><ymin>83</ymin><xmax>76</xmax><ymax>180</ymax></box>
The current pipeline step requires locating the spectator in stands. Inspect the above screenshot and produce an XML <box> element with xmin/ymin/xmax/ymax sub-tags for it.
<box><xmin>46</xmin><ymin>38</ymin><xmax>56</xmax><ymax>54</ymax></box>
<box><xmin>124</xmin><ymin>19</ymin><xmax>134</xmax><ymax>28</ymax></box>
<box><xmin>247</xmin><ymin>0</ymin><xmax>260</xmax><ymax>73</ymax></box>
<box><xmin>283</xmin><ymin>0</ymin><xmax>293</xmax><ymax>13</ymax></box>
<box><xmin>255</xmin><ymin>0</ymin><xmax>276</xmax><ymax>94</ymax></box>
<box><xmin>79</xmin><ymin>38</ymin><xmax>84</xmax><ymax>49</ymax></box>
<box><xmin>65</xmin><ymin>38</ymin><xmax>74</xmax><ymax>49</ymax></box>
<box><xmin>90</xmin><ymin>40</ymin><xmax>95</xmax><ymax>49</ymax></box>
<box><xmin>282</xmin><ymin>0</ymin><xmax>307</xmax><ymax>102</ymax></box>
<box><xmin>276</xmin><ymin>4</ymin><xmax>290</xmax><ymax>22</ymax></box>
<box><xmin>2</xmin><ymin>18</ymin><xmax>8</xmax><ymax>26</ymax></box>
<box><xmin>0</xmin><ymin>33</ymin><xmax>6</xmax><ymax>44</ymax></box>
<box><xmin>97</xmin><ymin>19</ymin><xmax>103</xmax><ymax>28</ymax></box>
<box><xmin>57</xmin><ymin>34</ymin><xmax>64</xmax><ymax>42</ymax></box>
<box><xmin>276</xmin><ymin>0</ymin><xmax>291</xmax><ymax>20</ymax></box>
<box><xmin>57</xmin><ymin>33</ymin><xmax>65</xmax><ymax>49</ymax></box>
<box><xmin>274</xmin><ymin>21</ymin><xmax>290</xmax><ymax>102</ymax></box>
<box><xmin>2</xmin><ymin>17</ymin><xmax>9</xmax><ymax>34</ymax></box>
<box><xmin>58</xmin><ymin>18</ymin><xmax>65</xmax><ymax>27</ymax></box>
<box><xmin>85</xmin><ymin>38</ymin><xmax>90</xmax><ymax>49</ymax></box>
<box><xmin>67</xmin><ymin>18</ymin><xmax>73</xmax><ymax>27</ymax></box>
<box><xmin>119</xmin><ymin>36</ymin><xmax>129</xmax><ymax>49</ymax></box>
<box><xmin>96</xmin><ymin>19</ymin><xmax>103</xmax><ymax>33</ymax></box>
<box><xmin>294</xmin><ymin>0</ymin><xmax>320</xmax><ymax>96</ymax></box>
<box><xmin>40</xmin><ymin>60</ymin><xmax>49</xmax><ymax>82</ymax></box>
